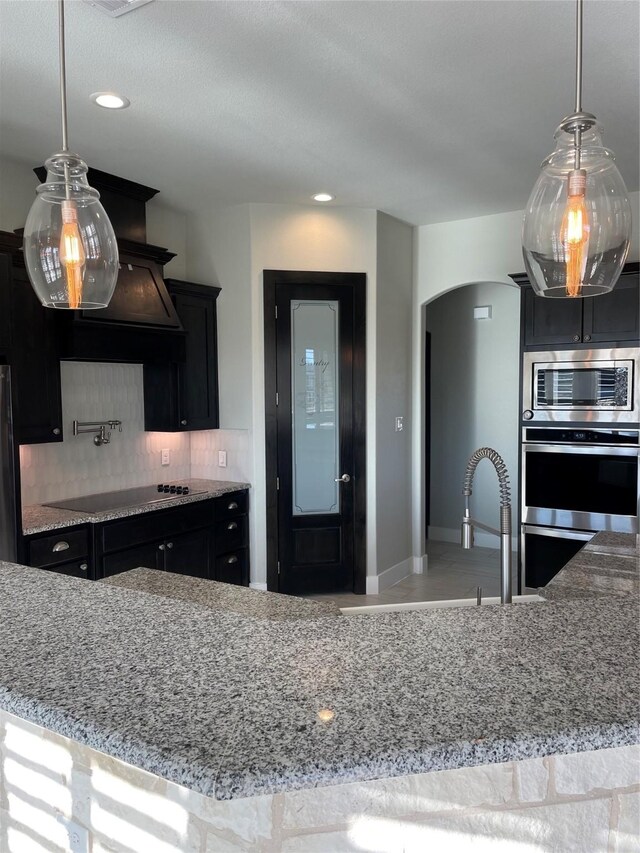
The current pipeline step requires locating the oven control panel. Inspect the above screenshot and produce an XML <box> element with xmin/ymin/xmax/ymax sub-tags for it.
<box><xmin>524</xmin><ymin>428</ymin><xmax>639</xmax><ymax>445</ymax></box>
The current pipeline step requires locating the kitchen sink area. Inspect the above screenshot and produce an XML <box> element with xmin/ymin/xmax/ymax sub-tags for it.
<box><xmin>340</xmin><ymin>593</ymin><xmax>545</xmax><ymax>615</ymax></box>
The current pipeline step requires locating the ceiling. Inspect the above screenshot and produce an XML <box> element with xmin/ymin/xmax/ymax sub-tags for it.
<box><xmin>0</xmin><ymin>0</ymin><xmax>638</xmax><ymax>225</ymax></box>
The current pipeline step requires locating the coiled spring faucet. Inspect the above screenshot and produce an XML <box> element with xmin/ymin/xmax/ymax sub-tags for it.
<box><xmin>461</xmin><ymin>447</ymin><xmax>513</xmax><ymax>604</ymax></box>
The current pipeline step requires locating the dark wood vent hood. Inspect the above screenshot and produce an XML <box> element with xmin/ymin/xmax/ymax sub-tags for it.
<box><xmin>32</xmin><ymin>166</ymin><xmax>185</xmax><ymax>364</ymax></box>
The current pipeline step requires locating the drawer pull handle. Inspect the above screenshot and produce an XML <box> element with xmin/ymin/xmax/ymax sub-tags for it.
<box><xmin>166</xmin><ymin>542</ymin><xmax>174</xmax><ymax>549</ymax></box>
<box><xmin>158</xmin><ymin>544</ymin><xmax>165</xmax><ymax>551</ymax></box>
<box><xmin>52</xmin><ymin>541</ymin><xmax>70</xmax><ymax>552</ymax></box>
<box><xmin>227</xmin><ymin>501</ymin><xmax>238</xmax><ymax>510</ymax></box>
<box><xmin>226</xmin><ymin>555</ymin><xmax>238</xmax><ymax>564</ymax></box>
<box><xmin>79</xmin><ymin>563</ymin><xmax>88</xmax><ymax>572</ymax></box>
<box><xmin>227</xmin><ymin>522</ymin><xmax>238</xmax><ymax>531</ymax></box>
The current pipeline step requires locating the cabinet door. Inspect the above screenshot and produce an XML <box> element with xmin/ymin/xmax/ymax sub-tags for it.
<box><xmin>0</xmin><ymin>254</ymin><xmax>12</xmax><ymax>352</ymax></box>
<box><xmin>40</xmin><ymin>559</ymin><xmax>92</xmax><ymax>580</ymax></box>
<box><xmin>164</xmin><ymin>528</ymin><xmax>212</xmax><ymax>579</ymax></box>
<box><xmin>174</xmin><ymin>289</ymin><xmax>219</xmax><ymax>430</ymax></box>
<box><xmin>581</xmin><ymin>271</ymin><xmax>640</xmax><ymax>344</ymax></box>
<box><xmin>10</xmin><ymin>268</ymin><xmax>63</xmax><ymax>444</ymax></box>
<box><xmin>143</xmin><ymin>281</ymin><xmax>220</xmax><ymax>432</ymax></box>
<box><xmin>522</xmin><ymin>285</ymin><xmax>583</xmax><ymax>347</ymax></box>
<box><xmin>215</xmin><ymin>549</ymin><xmax>249</xmax><ymax>586</ymax></box>
<box><xmin>101</xmin><ymin>542</ymin><xmax>162</xmax><ymax>578</ymax></box>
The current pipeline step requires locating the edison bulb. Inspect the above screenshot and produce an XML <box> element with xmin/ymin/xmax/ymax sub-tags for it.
<box><xmin>522</xmin><ymin>121</ymin><xmax>631</xmax><ymax>298</ymax></box>
<box><xmin>23</xmin><ymin>152</ymin><xmax>118</xmax><ymax>309</ymax></box>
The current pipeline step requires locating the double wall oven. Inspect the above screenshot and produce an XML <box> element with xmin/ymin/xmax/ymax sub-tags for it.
<box><xmin>520</xmin><ymin>349</ymin><xmax>639</xmax><ymax>589</ymax></box>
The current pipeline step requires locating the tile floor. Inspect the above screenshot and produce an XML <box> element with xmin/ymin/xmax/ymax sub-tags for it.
<box><xmin>308</xmin><ymin>540</ymin><xmax>535</xmax><ymax>609</ymax></box>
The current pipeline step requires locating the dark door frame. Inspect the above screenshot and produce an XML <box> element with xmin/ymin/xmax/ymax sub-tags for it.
<box><xmin>263</xmin><ymin>270</ymin><xmax>367</xmax><ymax>594</ymax></box>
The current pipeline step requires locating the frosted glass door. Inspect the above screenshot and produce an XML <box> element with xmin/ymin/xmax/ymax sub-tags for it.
<box><xmin>291</xmin><ymin>300</ymin><xmax>340</xmax><ymax>515</ymax></box>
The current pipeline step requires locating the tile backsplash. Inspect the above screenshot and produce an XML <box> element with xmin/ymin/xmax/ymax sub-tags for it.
<box><xmin>190</xmin><ymin>428</ymin><xmax>252</xmax><ymax>485</ymax></box>
<box><xmin>19</xmin><ymin>361</ymin><xmax>251</xmax><ymax>507</ymax></box>
<box><xmin>20</xmin><ymin>362</ymin><xmax>191</xmax><ymax>506</ymax></box>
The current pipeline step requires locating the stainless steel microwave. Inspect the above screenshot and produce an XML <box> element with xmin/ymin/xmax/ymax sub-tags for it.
<box><xmin>522</xmin><ymin>348</ymin><xmax>639</xmax><ymax>424</ymax></box>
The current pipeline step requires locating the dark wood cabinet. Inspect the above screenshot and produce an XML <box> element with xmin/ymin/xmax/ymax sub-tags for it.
<box><xmin>24</xmin><ymin>491</ymin><xmax>249</xmax><ymax>585</ymax></box>
<box><xmin>144</xmin><ymin>280</ymin><xmax>220</xmax><ymax>431</ymax></box>
<box><xmin>212</xmin><ymin>490</ymin><xmax>250</xmax><ymax>586</ymax></box>
<box><xmin>164</xmin><ymin>528</ymin><xmax>211</xmax><ymax>579</ymax></box>
<box><xmin>102</xmin><ymin>542</ymin><xmax>162</xmax><ymax>578</ymax></box>
<box><xmin>0</xmin><ymin>253</ymin><xmax>12</xmax><ymax>353</ymax></box>
<box><xmin>515</xmin><ymin>264</ymin><xmax>639</xmax><ymax>349</ymax></box>
<box><xmin>521</xmin><ymin>285</ymin><xmax>583</xmax><ymax>347</ymax></box>
<box><xmin>582</xmin><ymin>270</ymin><xmax>640</xmax><ymax>343</ymax></box>
<box><xmin>8</xmin><ymin>266</ymin><xmax>64</xmax><ymax>444</ymax></box>
<box><xmin>25</xmin><ymin>525</ymin><xmax>92</xmax><ymax>579</ymax></box>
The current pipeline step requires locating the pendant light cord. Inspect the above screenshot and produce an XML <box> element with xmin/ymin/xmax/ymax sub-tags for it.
<box><xmin>59</xmin><ymin>0</ymin><xmax>69</xmax><ymax>151</ymax></box>
<box><xmin>58</xmin><ymin>0</ymin><xmax>72</xmax><ymax>199</ymax></box>
<box><xmin>573</xmin><ymin>0</ymin><xmax>583</xmax><ymax>169</ymax></box>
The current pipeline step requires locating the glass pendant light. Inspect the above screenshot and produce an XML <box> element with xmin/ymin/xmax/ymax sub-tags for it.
<box><xmin>23</xmin><ymin>0</ymin><xmax>118</xmax><ymax>309</ymax></box>
<box><xmin>522</xmin><ymin>0</ymin><xmax>632</xmax><ymax>298</ymax></box>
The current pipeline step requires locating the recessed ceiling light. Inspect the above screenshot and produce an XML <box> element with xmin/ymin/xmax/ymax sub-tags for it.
<box><xmin>313</xmin><ymin>193</ymin><xmax>334</xmax><ymax>203</ymax></box>
<box><xmin>91</xmin><ymin>92</ymin><xmax>130</xmax><ymax>110</ymax></box>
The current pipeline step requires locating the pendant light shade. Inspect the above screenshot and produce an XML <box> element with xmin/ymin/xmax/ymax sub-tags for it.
<box><xmin>23</xmin><ymin>0</ymin><xmax>119</xmax><ymax>309</ymax></box>
<box><xmin>24</xmin><ymin>152</ymin><xmax>119</xmax><ymax>309</ymax></box>
<box><xmin>522</xmin><ymin>119</ymin><xmax>632</xmax><ymax>298</ymax></box>
<box><xmin>522</xmin><ymin>0</ymin><xmax>632</xmax><ymax>298</ymax></box>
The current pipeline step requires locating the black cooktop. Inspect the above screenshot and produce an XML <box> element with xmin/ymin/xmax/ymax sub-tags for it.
<box><xmin>44</xmin><ymin>484</ymin><xmax>206</xmax><ymax>514</ymax></box>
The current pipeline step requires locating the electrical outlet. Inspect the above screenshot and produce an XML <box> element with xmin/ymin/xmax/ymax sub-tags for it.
<box><xmin>395</xmin><ymin>416</ymin><xmax>404</xmax><ymax>432</ymax></box>
<box><xmin>218</xmin><ymin>450</ymin><xmax>227</xmax><ymax>468</ymax></box>
<box><xmin>161</xmin><ymin>448</ymin><xmax>170</xmax><ymax>466</ymax></box>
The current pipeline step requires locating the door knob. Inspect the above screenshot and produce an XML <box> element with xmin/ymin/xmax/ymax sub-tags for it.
<box><xmin>334</xmin><ymin>474</ymin><xmax>351</xmax><ymax>483</ymax></box>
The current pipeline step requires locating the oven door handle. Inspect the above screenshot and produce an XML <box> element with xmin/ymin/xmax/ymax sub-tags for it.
<box><xmin>522</xmin><ymin>526</ymin><xmax>594</xmax><ymax>541</ymax></box>
<box><xmin>522</xmin><ymin>443</ymin><xmax>640</xmax><ymax>456</ymax></box>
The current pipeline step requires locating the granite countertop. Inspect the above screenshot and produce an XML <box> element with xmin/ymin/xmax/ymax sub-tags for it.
<box><xmin>0</xmin><ymin>532</ymin><xmax>638</xmax><ymax>801</ymax></box>
<box><xmin>102</xmin><ymin>567</ymin><xmax>340</xmax><ymax>621</ymax></box>
<box><xmin>540</xmin><ymin>532</ymin><xmax>639</xmax><ymax>601</ymax></box>
<box><xmin>22</xmin><ymin>478</ymin><xmax>250</xmax><ymax>535</ymax></box>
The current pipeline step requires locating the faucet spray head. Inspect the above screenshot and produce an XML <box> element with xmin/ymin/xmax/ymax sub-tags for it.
<box><xmin>461</xmin><ymin>519</ymin><xmax>473</xmax><ymax>550</ymax></box>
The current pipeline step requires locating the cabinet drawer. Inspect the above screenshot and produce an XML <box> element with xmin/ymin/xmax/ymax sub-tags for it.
<box><xmin>215</xmin><ymin>548</ymin><xmax>249</xmax><ymax>586</ymax></box>
<box><xmin>101</xmin><ymin>501</ymin><xmax>214</xmax><ymax>553</ymax></box>
<box><xmin>215</xmin><ymin>490</ymin><xmax>248</xmax><ymax>521</ymax></box>
<box><xmin>28</xmin><ymin>528</ymin><xmax>89</xmax><ymax>568</ymax></box>
<box><xmin>102</xmin><ymin>542</ymin><xmax>161</xmax><ymax>578</ymax></box>
<box><xmin>40</xmin><ymin>559</ymin><xmax>91</xmax><ymax>580</ymax></box>
<box><xmin>214</xmin><ymin>515</ymin><xmax>248</xmax><ymax>554</ymax></box>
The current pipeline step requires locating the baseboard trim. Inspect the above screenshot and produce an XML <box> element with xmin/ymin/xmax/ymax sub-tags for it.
<box><xmin>367</xmin><ymin>556</ymin><xmax>414</xmax><ymax>595</ymax></box>
<box><xmin>428</xmin><ymin>526</ymin><xmax>518</xmax><ymax>552</ymax></box>
<box><xmin>249</xmin><ymin>581</ymin><xmax>268</xmax><ymax>591</ymax></box>
<box><xmin>412</xmin><ymin>554</ymin><xmax>428</xmax><ymax>575</ymax></box>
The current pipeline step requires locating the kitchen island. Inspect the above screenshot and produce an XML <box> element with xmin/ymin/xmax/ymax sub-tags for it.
<box><xmin>0</xmin><ymin>533</ymin><xmax>638</xmax><ymax>851</ymax></box>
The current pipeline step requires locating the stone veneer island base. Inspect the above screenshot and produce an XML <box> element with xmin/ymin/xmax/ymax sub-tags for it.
<box><xmin>1</xmin><ymin>710</ymin><xmax>638</xmax><ymax>853</ymax></box>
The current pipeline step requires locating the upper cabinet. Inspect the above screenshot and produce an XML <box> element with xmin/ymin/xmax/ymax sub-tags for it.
<box><xmin>144</xmin><ymin>280</ymin><xmax>221</xmax><ymax>432</ymax></box>
<box><xmin>514</xmin><ymin>264</ymin><xmax>639</xmax><ymax>349</ymax></box>
<box><xmin>0</xmin><ymin>246</ymin><xmax>63</xmax><ymax>444</ymax></box>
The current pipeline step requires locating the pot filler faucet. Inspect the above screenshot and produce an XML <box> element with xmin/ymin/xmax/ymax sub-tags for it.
<box><xmin>461</xmin><ymin>447</ymin><xmax>512</xmax><ymax>604</ymax></box>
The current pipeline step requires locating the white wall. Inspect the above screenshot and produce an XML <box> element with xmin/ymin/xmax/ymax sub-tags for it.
<box><xmin>186</xmin><ymin>203</ymin><xmax>418</xmax><ymax>589</ymax></box>
<box><xmin>425</xmin><ymin>283</ymin><xmax>520</xmax><ymax>545</ymax></box>
<box><xmin>375</xmin><ymin>212</ymin><xmax>414</xmax><ymax>578</ymax></box>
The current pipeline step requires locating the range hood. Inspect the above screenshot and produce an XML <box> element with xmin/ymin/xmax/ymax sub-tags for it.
<box><xmin>33</xmin><ymin>166</ymin><xmax>185</xmax><ymax>364</ymax></box>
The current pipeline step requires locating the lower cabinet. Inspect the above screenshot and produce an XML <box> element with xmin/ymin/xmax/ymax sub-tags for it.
<box><xmin>24</xmin><ymin>491</ymin><xmax>250</xmax><ymax>586</ymax></box>
<box><xmin>24</xmin><ymin>526</ymin><xmax>93</xmax><ymax>579</ymax></box>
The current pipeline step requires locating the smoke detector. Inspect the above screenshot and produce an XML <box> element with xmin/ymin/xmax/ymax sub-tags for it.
<box><xmin>83</xmin><ymin>0</ymin><xmax>154</xmax><ymax>18</ymax></box>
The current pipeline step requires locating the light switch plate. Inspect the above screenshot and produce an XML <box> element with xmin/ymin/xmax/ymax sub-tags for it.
<box><xmin>161</xmin><ymin>448</ymin><xmax>170</xmax><ymax>466</ymax></box>
<box><xmin>218</xmin><ymin>450</ymin><xmax>227</xmax><ymax>467</ymax></box>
